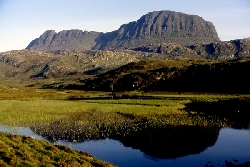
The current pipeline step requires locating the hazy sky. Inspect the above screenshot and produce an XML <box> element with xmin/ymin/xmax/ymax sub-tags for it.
<box><xmin>1</xmin><ymin>0</ymin><xmax>250</xmax><ymax>52</ymax></box>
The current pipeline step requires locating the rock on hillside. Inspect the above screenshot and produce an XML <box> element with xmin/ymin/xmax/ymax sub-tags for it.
<box><xmin>26</xmin><ymin>10</ymin><xmax>219</xmax><ymax>51</ymax></box>
<box><xmin>133</xmin><ymin>37</ymin><xmax>250</xmax><ymax>59</ymax></box>
<box><xmin>0</xmin><ymin>50</ymin><xmax>139</xmax><ymax>79</ymax></box>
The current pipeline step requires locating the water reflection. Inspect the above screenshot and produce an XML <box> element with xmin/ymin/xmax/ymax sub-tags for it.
<box><xmin>113</xmin><ymin>126</ymin><xmax>220</xmax><ymax>158</ymax></box>
<box><xmin>0</xmin><ymin>126</ymin><xmax>250</xmax><ymax>167</ymax></box>
<box><xmin>35</xmin><ymin>128</ymin><xmax>250</xmax><ymax>167</ymax></box>
<box><xmin>30</xmin><ymin>124</ymin><xmax>220</xmax><ymax>159</ymax></box>
<box><xmin>0</xmin><ymin>126</ymin><xmax>43</xmax><ymax>140</ymax></box>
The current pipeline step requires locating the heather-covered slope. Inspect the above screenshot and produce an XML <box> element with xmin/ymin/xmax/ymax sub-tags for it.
<box><xmin>83</xmin><ymin>58</ymin><xmax>250</xmax><ymax>93</ymax></box>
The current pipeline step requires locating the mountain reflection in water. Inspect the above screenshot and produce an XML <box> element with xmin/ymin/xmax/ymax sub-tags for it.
<box><xmin>37</xmin><ymin>126</ymin><xmax>250</xmax><ymax>167</ymax></box>
<box><xmin>1</xmin><ymin>125</ymin><xmax>250</xmax><ymax>167</ymax></box>
<box><xmin>31</xmin><ymin>125</ymin><xmax>219</xmax><ymax>159</ymax></box>
<box><xmin>113</xmin><ymin>126</ymin><xmax>220</xmax><ymax>158</ymax></box>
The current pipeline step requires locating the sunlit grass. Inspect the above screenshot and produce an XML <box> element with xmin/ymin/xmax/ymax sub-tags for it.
<box><xmin>0</xmin><ymin>98</ymin><xmax>229</xmax><ymax>142</ymax></box>
<box><xmin>0</xmin><ymin>87</ymin><xmax>242</xmax><ymax>143</ymax></box>
<box><xmin>0</xmin><ymin>99</ymin><xmax>187</xmax><ymax>126</ymax></box>
<box><xmin>0</xmin><ymin>100</ymin><xmax>95</xmax><ymax>126</ymax></box>
<box><xmin>0</xmin><ymin>132</ymin><xmax>114</xmax><ymax>167</ymax></box>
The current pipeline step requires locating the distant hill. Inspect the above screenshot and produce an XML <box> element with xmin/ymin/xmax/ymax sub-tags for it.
<box><xmin>132</xmin><ymin>37</ymin><xmax>250</xmax><ymax>59</ymax></box>
<box><xmin>26</xmin><ymin>10</ymin><xmax>219</xmax><ymax>51</ymax></box>
<box><xmin>83</xmin><ymin>58</ymin><xmax>250</xmax><ymax>93</ymax></box>
<box><xmin>1</xmin><ymin>48</ymin><xmax>189</xmax><ymax>80</ymax></box>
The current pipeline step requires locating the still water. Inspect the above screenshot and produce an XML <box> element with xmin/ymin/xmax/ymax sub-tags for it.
<box><xmin>1</xmin><ymin>126</ymin><xmax>250</xmax><ymax>167</ymax></box>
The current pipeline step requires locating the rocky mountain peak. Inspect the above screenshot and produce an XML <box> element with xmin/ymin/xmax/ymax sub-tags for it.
<box><xmin>117</xmin><ymin>11</ymin><xmax>218</xmax><ymax>39</ymax></box>
<box><xmin>26</xmin><ymin>10</ymin><xmax>220</xmax><ymax>51</ymax></box>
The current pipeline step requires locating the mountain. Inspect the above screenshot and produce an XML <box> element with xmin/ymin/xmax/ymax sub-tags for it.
<box><xmin>2</xmin><ymin>37</ymin><xmax>250</xmax><ymax>81</ymax></box>
<box><xmin>26</xmin><ymin>10</ymin><xmax>219</xmax><ymax>51</ymax></box>
<box><xmin>99</xmin><ymin>11</ymin><xmax>219</xmax><ymax>49</ymax></box>
<box><xmin>26</xmin><ymin>30</ymin><xmax>101</xmax><ymax>51</ymax></box>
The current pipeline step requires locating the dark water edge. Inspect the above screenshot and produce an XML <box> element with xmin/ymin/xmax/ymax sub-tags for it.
<box><xmin>60</xmin><ymin>128</ymin><xmax>250</xmax><ymax>167</ymax></box>
<box><xmin>0</xmin><ymin>126</ymin><xmax>250</xmax><ymax>167</ymax></box>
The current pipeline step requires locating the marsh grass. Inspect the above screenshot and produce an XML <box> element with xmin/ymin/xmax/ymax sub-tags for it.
<box><xmin>0</xmin><ymin>100</ymin><xmax>101</xmax><ymax>126</ymax></box>
<box><xmin>0</xmin><ymin>97</ymin><xmax>229</xmax><ymax>143</ymax></box>
<box><xmin>0</xmin><ymin>87</ymin><xmax>246</xmax><ymax>143</ymax></box>
<box><xmin>31</xmin><ymin>110</ymin><xmax>228</xmax><ymax>143</ymax></box>
<box><xmin>83</xmin><ymin>99</ymin><xmax>179</xmax><ymax>107</ymax></box>
<box><xmin>0</xmin><ymin>98</ymin><xmax>190</xmax><ymax>126</ymax></box>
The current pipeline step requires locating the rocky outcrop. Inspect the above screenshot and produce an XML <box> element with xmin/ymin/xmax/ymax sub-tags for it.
<box><xmin>26</xmin><ymin>10</ymin><xmax>220</xmax><ymax>51</ymax></box>
<box><xmin>133</xmin><ymin>37</ymin><xmax>250</xmax><ymax>59</ymax></box>
<box><xmin>0</xmin><ymin>49</ymin><xmax>140</xmax><ymax>79</ymax></box>
<box><xmin>26</xmin><ymin>30</ymin><xmax>101</xmax><ymax>51</ymax></box>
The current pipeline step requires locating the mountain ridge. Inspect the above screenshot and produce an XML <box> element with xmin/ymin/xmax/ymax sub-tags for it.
<box><xmin>2</xmin><ymin>36</ymin><xmax>250</xmax><ymax>81</ymax></box>
<box><xmin>26</xmin><ymin>10</ymin><xmax>220</xmax><ymax>51</ymax></box>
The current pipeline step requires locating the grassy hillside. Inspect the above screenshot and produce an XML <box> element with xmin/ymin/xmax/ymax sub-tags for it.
<box><xmin>0</xmin><ymin>49</ymin><xmax>181</xmax><ymax>82</ymax></box>
<box><xmin>0</xmin><ymin>132</ymin><xmax>114</xmax><ymax>167</ymax></box>
<box><xmin>84</xmin><ymin>57</ymin><xmax>250</xmax><ymax>93</ymax></box>
<box><xmin>0</xmin><ymin>50</ymin><xmax>139</xmax><ymax>80</ymax></box>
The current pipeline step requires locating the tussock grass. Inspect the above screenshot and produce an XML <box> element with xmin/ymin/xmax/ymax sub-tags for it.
<box><xmin>0</xmin><ymin>132</ymin><xmax>114</xmax><ymax>167</ymax></box>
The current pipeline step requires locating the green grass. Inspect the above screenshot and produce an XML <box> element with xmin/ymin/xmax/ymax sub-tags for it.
<box><xmin>0</xmin><ymin>132</ymin><xmax>114</xmax><ymax>167</ymax></box>
<box><xmin>83</xmin><ymin>99</ymin><xmax>179</xmax><ymax>106</ymax></box>
<box><xmin>0</xmin><ymin>99</ymin><xmax>185</xmax><ymax>126</ymax></box>
<box><xmin>0</xmin><ymin>97</ymin><xmax>229</xmax><ymax>143</ymax></box>
<box><xmin>0</xmin><ymin>86</ymin><xmax>244</xmax><ymax>129</ymax></box>
<box><xmin>0</xmin><ymin>100</ymin><xmax>106</xmax><ymax>126</ymax></box>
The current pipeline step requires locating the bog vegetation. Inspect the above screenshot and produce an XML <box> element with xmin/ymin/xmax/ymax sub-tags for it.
<box><xmin>1</xmin><ymin>56</ymin><xmax>250</xmax><ymax>166</ymax></box>
<box><xmin>0</xmin><ymin>85</ymin><xmax>249</xmax><ymax>142</ymax></box>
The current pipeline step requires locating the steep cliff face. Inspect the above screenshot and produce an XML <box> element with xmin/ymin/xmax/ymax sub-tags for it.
<box><xmin>26</xmin><ymin>30</ymin><xmax>101</xmax><ymax>51</ymax></box>
<box><xmin>102</xmin><ymin>11</ymin><xmax>219</xmax><ymax>49</ymax></box>
<box><xmin>26</xmin><ymin>30</ymin><xmax>56</xmax><ymax>51</ymax></box>
<box><xmin>26</xmin><ymin>10</ymin><xmax>220</xmax><ymax>51</ymax></box>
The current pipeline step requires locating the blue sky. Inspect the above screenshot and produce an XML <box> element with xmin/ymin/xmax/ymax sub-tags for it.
<box><xmin>0</xmin><ymin>0</ymin><xmax>250</xmax><ymax>52</ymax></box>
